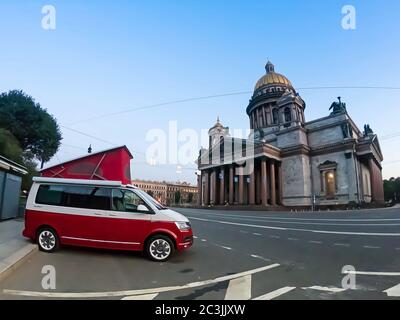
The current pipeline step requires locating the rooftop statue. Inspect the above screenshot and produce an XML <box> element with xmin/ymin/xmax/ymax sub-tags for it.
<box><xmin>364</xmin><ymin>124</ymin><xmax>374</xmax><ymax>136</ymax></box>
<box><xmin>329</xmin><ymin>96</ymin><xmax>347</xmax><ymax>115</ymax></box>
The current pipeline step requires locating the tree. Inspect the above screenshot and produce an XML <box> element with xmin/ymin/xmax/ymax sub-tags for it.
<box><xmin>21</xmin><ymin>154</ymin><xmax>39</xmax><ymax>191</ymax></box>
<box><xmin>384</xmin><ymin>178</ymin><xmax>400</xmax><ymax>202</ymax></box>
<box><xmin>0</xmin><ymin>128</ymin><xmax>23</xmax><ymax>163</ymax></box>
<box><xmin>187</xmin><ymin>192</ymin><xmax>194</xmax><ymax>203</ymax></box>
<box><xmin>0</xmin><ymin>129</ymin><xmax>39</xmax><ymax>191</ymax></box>
<box><xmin>0</xmin><ymin>90</ymin><xmax>62</xmax><ymax>168</ymax></box>
<box><xmin>174</xmin><ymin>191</ymin><xmax>181</xmax><ymax>205</ymax></box>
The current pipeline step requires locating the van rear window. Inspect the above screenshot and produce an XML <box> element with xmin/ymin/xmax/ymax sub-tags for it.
<box><xmin>36</xmin><ymin>185</ymin><xmax>64</xmax><ymax>206</ymax></box>
<box><xmin>36</xmin><ymin>184</ymin><xmax>111</xmax><ymax>210</ymax></box>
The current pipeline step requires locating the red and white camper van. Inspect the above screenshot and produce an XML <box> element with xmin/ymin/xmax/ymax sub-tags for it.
<box><xmin>23</xmin><ymin>177</ymin><xmax>193</xmax><ymax>261</ymax></box>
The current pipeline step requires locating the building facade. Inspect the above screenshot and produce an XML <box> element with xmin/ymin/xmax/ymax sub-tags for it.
<box><xmin>197</xmin><ymin>62</ymin><xmax>384</xmax><ymax>208</ymax></box>
<box><xmin>131</xmin><ymin>179</ymin><xmax>168</xmax><ymax>204</ymax></box>
<box><xmin>132</xmin><ymin>179</ymin><xmax>198</xmax><ymax>206</ymax></box>
<box><xmin>166</xmin><ymin>182</ymin><xmax>198</xmax><ymax>206</ymax></box>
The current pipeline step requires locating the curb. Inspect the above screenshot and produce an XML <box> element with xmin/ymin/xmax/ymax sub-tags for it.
<box><xmin>0</xmin><ymin>244</ymin><xmax>38</xmax><ymax>282</ymax></box>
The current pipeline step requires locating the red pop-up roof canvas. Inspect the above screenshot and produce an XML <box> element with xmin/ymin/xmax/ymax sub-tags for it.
<box><xmin>40</xmin><ymin>146</ymin><xmax>133</xmax><ymax>184</ymax></box>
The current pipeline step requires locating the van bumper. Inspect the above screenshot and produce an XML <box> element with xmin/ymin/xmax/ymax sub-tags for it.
<box><xmin>176</xmin><ymin>232</ymin><xmax>194</xmax><ymax>251</ymax></box>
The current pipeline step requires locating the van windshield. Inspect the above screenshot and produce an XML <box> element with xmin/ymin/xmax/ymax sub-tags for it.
<box><xmin>136</xmin><ymin>189</ymin><xmax>168</xmax><ymax>210</ymax></box>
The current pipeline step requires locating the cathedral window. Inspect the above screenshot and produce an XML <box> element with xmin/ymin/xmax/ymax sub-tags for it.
<box><xmin>272</xmin><ymin>109</ymin><xmax>279</xmax><ymax>124</ymax></box>
<box><xmin>324</xmin><ymin>171</ymin><xmax>337</xmax><ymax>199</ymax></box>
<box><xmin>318</xmin><ymin>161</ymin><xmax>338</xmax><ymax>200</ymax></box>
<box><xmin>284</xmin><ymin>107</ymin><xmax>292</xmax><ymax>122</ymax></box>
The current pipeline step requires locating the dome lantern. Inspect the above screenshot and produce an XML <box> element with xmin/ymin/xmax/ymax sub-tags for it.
<box><xmin>265</xmin><ymin>61</ymin><xmax>275</xmax><ymax>73</ymax></box>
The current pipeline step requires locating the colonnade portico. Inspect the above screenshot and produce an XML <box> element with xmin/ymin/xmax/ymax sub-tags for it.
<box><xmin>197</xmin><ymin>157</ymin><xmax>283</xmax><ymax>206</ymax></box>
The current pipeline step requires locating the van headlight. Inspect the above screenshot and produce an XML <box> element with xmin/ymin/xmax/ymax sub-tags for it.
<box><xmin>175</xmin><ymin>221</ymin><xmax>191</xmax><ymax>230</ymax></box>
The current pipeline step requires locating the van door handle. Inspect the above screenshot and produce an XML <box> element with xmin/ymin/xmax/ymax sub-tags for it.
<box><xmin>109</xmin><ymin>213</ymin><xmax>117</xmax><ymax>217</ymax></box>
<box><xmin>94</xmin><ymin>213</ymin><xmax>103</xmax><ymax>216</ymax></box>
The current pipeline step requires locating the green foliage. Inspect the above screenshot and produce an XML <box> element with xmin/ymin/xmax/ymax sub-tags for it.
<box><xmin>174</xmin><ymin>191</ymin><xmax>181</xmax><ymax>204</ymax></box>
<box><xmin>0</xmin><ymin>128</ymin><xmax>23</xmax><ymax>163</ymax></box>
<box><xmin>21</xmin><ymin>155</ymin><xmax>39</xmax><ymax>191</ymax></box>
<box><xmin>0</xmin><ymin>90</ymin><xmax>62</xmax><ymax>166</ymax></box>
<box><xmin>384</xmin><ymin>178</ymin><xmax>400</xmax><ymax>202</ymax></box>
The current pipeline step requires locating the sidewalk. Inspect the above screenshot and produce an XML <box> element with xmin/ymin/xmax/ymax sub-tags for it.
<box><xmin>0</xmin><ymin>219</ymin><xmax>37</xmax><ymax>281</ymax></box>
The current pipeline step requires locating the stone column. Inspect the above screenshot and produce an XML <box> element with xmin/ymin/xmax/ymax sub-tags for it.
<box><xmin>261</xmin><ymin>158</ymin><xmax>268</xmax><ymax>206</ymax></box>
<box><xmin>211</xmin><ymin>170</ymin><xmax>217</xmax><ymax>205</ymax></box>
<box><xmin>238</xmin><ymin>167</ymin><xmax>244</xmax><ymax>205</ymax></box>
<box><xmin>249</xmin><ymin>163</ymin><xmax>255</xmax><ymax>205</ymax></box>
<box><xmin>229</xmin><ymin>165</ymin><xmax>234</xmax><ymax>204</ymax></box>
<box><xmin>270</xmin><ymin>161</ymin><xmax>276</xmax><ymax>206</ymax></box>
<box><xmin>204</xmin><ymin>171</ymin><xmax>210</xmax><ymax>205</ymax></box>
<box><xmin>277</xmin><ymin>163</ymin><xmax>283</xmax><ymax>205</ymax></box>
<box><xmin>368</xmin><ymin>158</ymin><xmax>376</xmax><ymax>202</ymax></box>
<box><xmin>197</xmin><ymin>172</ymin><xmax>202</xmax><ymax>206</ymax></box>
<box><xmin>255</xmin><ymin>165</ymin><xmax>260</xmax><ymax>204</ymax></box>
<box><xmin>219</xmin><ymin>167</ymin><xmax>225</xmax><ymax>205</ymax></box>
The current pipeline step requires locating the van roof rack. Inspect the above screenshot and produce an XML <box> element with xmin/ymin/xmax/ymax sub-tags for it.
<box><xmin>32</xmin><ymin>177</ymin><xmax>124</xmax><ymax>187</ymax></box>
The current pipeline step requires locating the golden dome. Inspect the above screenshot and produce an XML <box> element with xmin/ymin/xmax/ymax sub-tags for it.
<box><xmin>254</xmin><ymin>61</ymin><xmax>293</xmax><ymax>90</ymax></box>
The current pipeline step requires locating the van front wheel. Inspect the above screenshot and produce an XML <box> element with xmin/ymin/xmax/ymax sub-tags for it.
<box><xmin>146</xmin><ymin>235</ymin><xmax>174</xmax><ymax>262</ymax></box>
<box><xmin>37</xmin><ymin>227</ymin><xmax>59</xmax><ymax>253</ymax></box>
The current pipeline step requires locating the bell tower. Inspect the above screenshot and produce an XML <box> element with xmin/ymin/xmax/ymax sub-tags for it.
<box><xmin>208</xmin><ymin>117</ymin><xmax>229</xmax><ymax>148</ymax></box>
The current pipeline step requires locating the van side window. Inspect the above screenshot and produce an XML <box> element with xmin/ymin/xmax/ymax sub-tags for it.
<box><xmin>36</xmin><ymin>185</ymin><xmax>64</xmax><ymax>206</ymax></box>
<box><xmin>112</xmin><ymin>189</ymin><xmax>146</xmax><ymax>213</ymax></box>
<box><xmin>36</xmin><ymin>185</ymin><xmax>111</xmax><ymax>210</ymax></box>
<box><xmin>63</xmin><ymin>186</ymin><xmax>111</xmax><ymax>210</ymax></box>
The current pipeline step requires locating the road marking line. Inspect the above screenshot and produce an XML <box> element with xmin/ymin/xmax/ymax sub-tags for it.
<box><xmin>193</xmin><ymin>236</ymin><xmax>198</xmax><ymax>239</ymax></box>
<box><xmin>188</xmin><ymin>216</ymin><xmax>400</xmax><ymax>237</ymax></box>
<box><xmin>250</xmin><ymin>254</ymin><xmax>271</xmax><ymax>262</ymax></box>
<box><xmin>334</xmin><ymin>243</ymin><xmax>350</xmax><ymax>247</ymax></box>
<box><xmin>225</xmin><ymin>275</ymin><xmax>252</xmax><ymax>300</ymax></box>
<box><xmin>269</xmin><ymin>235</ymin><xmax>280</xmax><ymax>239</ymax></box>
<box><xmin>201</xmin><ymin>239</ymin><xmax>207</xmax><ymax>242</ymax></box>
<box><xmin>187</xmin><ymin>211</ymin><xmax>400</xmax><ymax>222</ymax></box>
<box><xmin>253</xmin><ymin>233</ymin><xmax>262</xmax><ymax>236</ymax></box>
<box><xmin>288</xmin><ymin>238</ymin><xmax>299</xmax><ymax>241</ymax></box>
<box><xmin>343</xmin><ymin>271</ymin><xmax>400</xmax><ymax>276</ymax></box>
<box><xmin>121</xmin><ymin>293</ymin><xmax>158</xmax><ymax>300</ymax></box>
<box><xmin>220</xmin><ymin>246</ymin><xmax>232</xmax><ymax>250</ymax></box>
<box><xmin>2</xmin><ymin>263</ymin><xmax>280</xmax><ymax>298</ymax></box>
<box><xmin>384</xmin><ymin>284</ymin><xmax>400</xmax><ymax>297</ymax></box>
<box><xmin>363</xmin><ymin>245</ymin><xmax>381</xmax><ymax>249</ymax></box>
<box><xmin>309</xmin><ymin>241</ymin><xmax>323</xmax><ymax>244</ymax></box>
<box><xmin>253</xmin><ymin>286</ymin><xmax>296</xmax><ymax>300</ymax></box>
<box><xmin>302</xmin><ymin>286</ymin><xmax>346</xmax><ymax>293</ymax></box>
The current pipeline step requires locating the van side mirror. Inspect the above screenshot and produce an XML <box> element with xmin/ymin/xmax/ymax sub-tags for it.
<box><xmin>137</xmin><ymin>204</ymin><xmax>149</xmax><ymax>213</ymax></box>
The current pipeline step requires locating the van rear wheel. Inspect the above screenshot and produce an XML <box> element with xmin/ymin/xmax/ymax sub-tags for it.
<box><xmin>146</xmin><ymin>235</ymin><xmax>174</xmax><ymax>262</ymax></box>
<box><xmin>37</xmin><ymin>227</ymin><xmax>59</xmax><ymax>253</ymax></box>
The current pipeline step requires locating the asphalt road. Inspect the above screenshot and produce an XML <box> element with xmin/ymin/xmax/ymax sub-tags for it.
<box><xmin>1</xmin><ymin>207</ymin><xmax>400</xmax><ymax>300</ymax></box>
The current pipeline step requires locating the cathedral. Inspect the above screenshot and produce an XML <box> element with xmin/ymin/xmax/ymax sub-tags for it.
<box><xmin>196</xmin><ymin>61</ymin><xmax>384</xmax><ymax>208</ymax></box>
